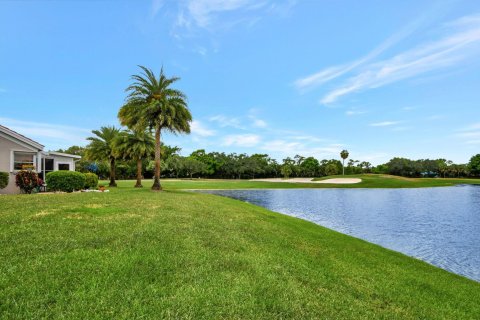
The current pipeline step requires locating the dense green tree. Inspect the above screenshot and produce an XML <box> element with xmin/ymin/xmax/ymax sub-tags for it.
<box><xmin>85</xmin><ymin>126</ymin><xmax>121</xmax><ymax>187</ymax></box>
<box><xmin>181</xmin><ymin>157</ymin><xmax>208</xmax><ymax>178</ymax></box>
<box><xmin>468</xmin><ymin>154</ymin><xmax>480</xmax><ymax>176</ymax></box>
<box><xmin>281</xmin><ymin>157</ymin><xmax>296</xmax><ymax>178</ymax></box>
<box><xmin>119</xmin><ymin>66</ymin><xmax>192</xmax><ymax>191</ymax></box>
<box><xmin>325</xmin><ymin>163</ymin><xmax>339</xmax><ymax>176</ymax></box>
<box><xmin>56</xmin><ymin>145</ymin><xmax>86</xmax><ymax>157</ymax></box>
<box><xmin>114</xmin><ymin>130</ymin><xmax>155</xmax><ymax>187</ymax></box>
<box><xmin>299</xmin><ymin>157</ymin><xmax>320</xmax><ymax>177</ymax></box>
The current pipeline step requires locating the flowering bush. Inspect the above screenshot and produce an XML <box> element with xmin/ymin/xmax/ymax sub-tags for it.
<box><xmin>15</xmin><ymin>170</ymin><xmax>42</xmax><ymax>194</ymax></box>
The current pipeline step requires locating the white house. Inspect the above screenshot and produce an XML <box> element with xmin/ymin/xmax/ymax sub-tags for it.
<box><xmin>0</xmin><ymin>125</ymin><xmax>81</xmax><ymax>194</ymax></box>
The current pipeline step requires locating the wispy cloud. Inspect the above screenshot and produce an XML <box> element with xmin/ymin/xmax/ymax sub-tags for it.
<box><xmin>247</xmin><ymin>109</ymin><xmax>268</xmax><ymax>128</ymax></box>
<box><xmin>345</xmin><ymin>110</ymin><xmax>367</xmax><ymax>116</ymax></box>
<box><xmin>0</xmin><ymin>117</ymin><xmax>90</xmax><ymax>149</ymax></box>
<box><xmin>222</xmin><ymin>134</ymin><xmax>260</xmax><ymax>147</ymax></box>
<box><xmin>317</xmin><ymin>13</ymin><xmax>480</xmax><ymax>104</ymax></box>
<box><xmin>151</xmin><ymin>0</ymin><xmax>165</xmax><ymax>18</ymax></box>
<box><xmin>294</xmin><ymin>14</ymin><xmax>430</xmax><ymax>91</ymax></box>
<box><xmin>209</xmin><ymin>114</ymin><xmax>244</xmax><ymax>129</ymax></box>
<box><xmin>370</xmin><ymin>121</ymin><xmax>400</xmax><ymax>127</ymax></box>
<box><xmin>166</xmin><ymin>0</ymin><xmax>296</xmax><ymax>32</ymax></box>
<box><xmin>191</xmin><ymin>120</ymin><xmax>216</xmax><ymax>137</ymax></box>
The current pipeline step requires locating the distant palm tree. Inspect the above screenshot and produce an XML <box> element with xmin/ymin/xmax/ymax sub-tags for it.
<box><xmin>114</xmin><ymin>130</ymin><xmax>155</xmax><ymax>188</ymax></box>
<box><xmin>86</xmin><ymin>126</ymin><xmax>121</xmax><ymax>187</ymax></box>
<box><xmin>340</xmin><ymin>149</ymin><xmax>349</xmax><ymax>176</ymax></box>
<box><xmin>118</xmin><ymin>66</ymin><xmax>192</xmax><ymax>191</ymax></box>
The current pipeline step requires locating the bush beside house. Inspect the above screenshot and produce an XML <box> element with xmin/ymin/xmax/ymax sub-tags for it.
<box><xmin>84</xmin><ymin>173</ymin><xmax>99</xmax><ymax>189</ymax></box>
<box><xmin>46</xmin><ymin>171</ymin><xmax>86</xmax><ymax>193</ymax></box>
<box><xmin>0</xmin><ymin>172</ymin><xmax>9</xmax><ymax>190</ymax></box>
<box><xmin>15</xmin><ymin>170</ymin><xmax>42</xmax><ymax>194</ymax></box>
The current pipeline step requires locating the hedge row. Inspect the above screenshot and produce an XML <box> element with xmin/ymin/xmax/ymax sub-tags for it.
<box><xmin>46</xmin><ymin>171</ymin><xmax>99</xmax><ymax>192</ymax></box>
<box><xmin>0</xmin><ymin>172</ymin><xmax>8</xmax><ymax>190</ymax></box>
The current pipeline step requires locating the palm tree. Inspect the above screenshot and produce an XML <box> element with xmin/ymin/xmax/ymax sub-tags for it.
<box><xmin>340</xmin><ymin>149</ymin><xmax>349</xmax><ymax>176</ymax></box>
<box><xmin>85</xmin><ymin>126</ymin><xmax>120</xmax><ymax>187</ymax></box>
<box><xmin>118</xmin><ymin>66</ymin><xmax>192</xmax><ymax>191</ymax></box>
<box><xmin>114</xmin><ymin>130</ymin><xmax>155</xmax><ymax>188</ymax></box>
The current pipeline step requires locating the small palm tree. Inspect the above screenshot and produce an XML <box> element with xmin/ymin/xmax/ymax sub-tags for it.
<box><xmin>118</xmin><ymin>66</ymin><xmax>192</xmax><ymax>191</ymax></box>
<box><xmin>340</xmin><ymin>149</ymin><xmax>349</xmax><ymax>176</ymax></box>
<box><xmin>114</xmin><ymin>130</ymin><xmax>155</xmax><ymax>188</ymax></box>
<box><xmin>85</xmin><ymin>126</ymin><xmax>121</xmax><ymax>187</ymax></box>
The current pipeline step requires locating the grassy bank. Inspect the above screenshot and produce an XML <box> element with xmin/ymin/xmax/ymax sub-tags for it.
<box><xmin>102</xmin><ymin>174</ymin><xmax>480</xmax><ymax>190</ymax></box>
<box><xmin>0</xmin><ymin>185</ymin><xmax>479</xmax><ymax>318</ymax></box>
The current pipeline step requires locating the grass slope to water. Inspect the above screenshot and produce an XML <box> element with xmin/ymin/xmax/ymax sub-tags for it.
<box><xmin>1</xmin><ymin>185</ymin><xmax>479</xmax><ymax>319</ymax></box>
<box><xmin>104</xmin><ymin>174</ymin><xmax>480</xmax><ymax>190</ymax></box>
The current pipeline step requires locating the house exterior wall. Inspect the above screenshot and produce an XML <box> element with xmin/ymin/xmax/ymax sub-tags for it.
<box><xmin>0</xmin><ymin>135</ymin><xmax>37</xmax><ymax>194</ymax></box>
<box><xmin>51</xmin><ymin>155</ymin><xmax>76</xmax><ymax>171</ymax></box>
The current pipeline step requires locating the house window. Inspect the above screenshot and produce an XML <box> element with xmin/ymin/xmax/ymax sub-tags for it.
<box><xmin>58</xmin><ymin>163</ymin><xmax>70</xmax><ymax>171</ymax></box>
<box><xmin>13</xmin><ymin>152</ymin><xmax>35</xmax><ymax>170</ymax></box>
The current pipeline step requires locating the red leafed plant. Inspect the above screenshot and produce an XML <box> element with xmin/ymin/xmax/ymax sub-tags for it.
<box><xmin>15</xmin><ymin>170</ymin><xmax>42</xmax><ymax>194</ymax></box>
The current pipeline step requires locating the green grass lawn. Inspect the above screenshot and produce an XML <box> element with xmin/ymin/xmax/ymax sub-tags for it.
<box><xmin>1</xmin><ymin>182</ymin><xmax>479</xmax><ymax>319</ymax></box>
<box><xmin>102</xmin><ymin>174</ymin><xmax>480</xmax><ymax>190</ymax></box>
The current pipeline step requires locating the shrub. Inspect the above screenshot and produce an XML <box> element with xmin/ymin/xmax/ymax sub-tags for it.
<box><xmin>0</xmin><ymin>172</ymin><xmax>8</xmax><ymax>190</ymax></box>
<box><xmin>15</xmin><ymin>170</ymin><xmax>41</xmax><ymax>194</ymax></box>
<box><xmin>46</xmin><ymin>171</ymin><xmax>86</xmax><ymax>193</ymax></box>
<box><xmin>84</xmin><ymin>172</ymin><xmax>99</xmax><ymax>189</ymax></box>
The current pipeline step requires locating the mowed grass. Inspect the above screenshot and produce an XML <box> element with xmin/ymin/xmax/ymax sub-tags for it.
<box><xmin>313</xmin><ymin>174</ymin><xmax>480</xmax><ymax>188</ymax></box>
<box><xmin>104</xmin><ymin>174</ymin><xmax>480</xmax><ymax>190</ymax></box>
<box><xmin>0</xmin><ymin>185</ymin><xmax>479</xmax><ymax>319</ymax></box>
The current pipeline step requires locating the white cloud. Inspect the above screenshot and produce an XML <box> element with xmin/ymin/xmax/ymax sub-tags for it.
<box><xmin>222</xmin><ymin>134</ymin><xmax>260</xmax><ymax>147</ymax></box>
<box><xmin>465</xmin><ymin>139</ymin><xmax>480</xmax><ymax>144</ymax></box>
<box><xmin>151</xmin><ymin>0</ymin><xmax>165</xmax><ymax>18</ymax></box>
<box><xmin>319</xmin><ymin>14</ymin><xmax>480</xmax><ymax>104</ymax></box>
<box><xmin>190</xmin><ymin>120</ymin><xmax>216</xmax><ymax>137</ymax></box>
<box><xmin>209</xmin><ymin>114</ymin><xmax>244</xmax><ymax>129</ymax></box>
<box><xmin>294</xmin><ymin>14</ymin><xmax>428</xmax><ymax>91</ymax></box>
<box><xmin>251</xmin><ymin>118</ymin><xmax>267</xmax><ymax>128</ymax></box>
<box><xmin>370</xmin><ymin>121</ymin><xmax>400</xmax><ymax>127</ymax></box>
<box><xmin>0</xmin><ymin>117</ymin><xmax>90</xmax><ymax>149</ymax></box>
<box><xmin>168</xmin><ymin>0</ymin><xmax>296</xmax><ymax>32</ymax></box>
<box><xmin>345</xmin><ymin>110</ymin><xmax>367</xmax><ymax>116</ymax></box>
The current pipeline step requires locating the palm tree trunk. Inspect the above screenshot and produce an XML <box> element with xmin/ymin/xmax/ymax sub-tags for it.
<box><xmin>135</xmin><ymin>159</ymin><xmax>143</xmax><ymax>188</ymax></box>
<box><xmin>152</xmin><ymin>127</ymin><xmax>162</xmax><ymax>191</ymax></box>
<box><xmin>109</xmin><ymin>157</ymin><xmax>117</xmax><ymax>187</ymax></box>
<box><xmin>342</xmin><ymin>159</ymin><xmax>345</xmax><ymax>176</ymax></box>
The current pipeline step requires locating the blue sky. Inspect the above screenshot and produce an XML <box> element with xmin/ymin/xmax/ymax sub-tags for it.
<box><xmin>1</xmin><ymin>0</ymin><xmax>480</xmax><ymax>164</ymax></box>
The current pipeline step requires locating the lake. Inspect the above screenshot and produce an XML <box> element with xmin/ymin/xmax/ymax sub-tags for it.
<box><xmin>198</xmin><ymin>186</ymin><xmax>480</xmax><ymax>282</ymax></box>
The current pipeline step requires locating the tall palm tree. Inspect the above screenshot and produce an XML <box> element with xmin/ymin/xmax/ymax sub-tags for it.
<box><xmin>340</xmin><ymin>149</ymin><xmax>349</xmax><ymax>176</ymax></box>
<box><xmin>118</xmin><ymin>66</ymin><xmax>192</xmax><ymax>190</ymax></box>
<box><xmin>114</xmin><ymin>130</ymin><xmax>155</xmax><ymax>188</ymax></box>
<box><xmin>85</xmin><ymin>126</ymin><xmax>120</xmax><ymax>187</ymax></box>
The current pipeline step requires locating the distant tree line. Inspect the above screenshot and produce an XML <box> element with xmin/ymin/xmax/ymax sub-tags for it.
<box><xmin>58</xmin><ymin>143</ymin><xmax>480</xmax><ymax>180</ymax></box>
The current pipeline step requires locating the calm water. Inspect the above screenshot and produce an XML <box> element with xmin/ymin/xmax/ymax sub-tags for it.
<box><xmin>199</xmin><ymin>186</ymin><xmax>480</xmax><ymax>282</ymax></box>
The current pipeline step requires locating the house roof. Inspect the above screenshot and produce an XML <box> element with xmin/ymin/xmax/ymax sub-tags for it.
<box><xmin>46</xmin><ymin>151</ymin><xmax>82</xmax><ymax>159</ymax></box>
<box><xmin>0</xmin><ymin>124</ymin><xmax>44</xmax><ymax>150</ymax></box>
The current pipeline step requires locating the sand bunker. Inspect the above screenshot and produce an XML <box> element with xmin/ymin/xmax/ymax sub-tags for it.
<box><xmin>251</xmin><ymin>178</ymin><xmax>362</xmax><ymax>184</ymax></box>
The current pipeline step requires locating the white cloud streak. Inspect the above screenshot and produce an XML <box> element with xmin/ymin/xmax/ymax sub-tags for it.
<box><xmin>294</xmin><ymin>14</ymin><xmax>429</xmax><ymax>91</ymax></box>
<box><xmin>209</xmin><ymin>115</ymin><xmax>244</xmax><ymax>129</ymax></box>
<box><xmin>222</xmin><ymin>134</ymin><xmax>260</xmax><ymax>147</ymax></box>
<box><xmin>370</xmin><ymin>121</ymin><xmax>400</xmax><ymax>127</ymax></box>
<box><xmin>318</xmin><ymin>13</ymin><xmax>480</xmax><ymax>104</ymax></box>
<box><xmin>191</xmin><ymin>120</ymin><xmax>216</xmax><ymax>137</ymax></box>
<box><xmin>0</xmin><ymin>117</ymin><xmax>90</xmax><ymax>149</ymax></box>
